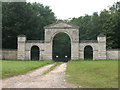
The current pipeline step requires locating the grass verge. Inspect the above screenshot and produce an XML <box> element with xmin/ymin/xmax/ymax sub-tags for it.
<box><xmin>66</xmin><ymin>60</ymin><xmax>118</xmax><ymax>88</ymax></box>
<box><xmin>2</xmin><ymin>60</ymin><xmax>54</xmax><ymax>78</ymax></box>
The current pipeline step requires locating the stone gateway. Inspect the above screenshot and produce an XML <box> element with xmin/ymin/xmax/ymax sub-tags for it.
<box><xmin>17</xmin><ymin>21</ymin><xmax>119</xmax><ymax>60</ymax></box>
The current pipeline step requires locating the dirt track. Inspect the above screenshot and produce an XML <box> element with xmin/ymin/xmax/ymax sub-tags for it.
<box><xmin>1</xmin><ymin>63</ymin><xmax>75</xmax><ymax>88</ymax></box>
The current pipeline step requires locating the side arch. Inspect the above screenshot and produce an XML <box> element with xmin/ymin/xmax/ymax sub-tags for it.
<box><xmin>84</xmin><ymin>45</ymin><xmax>93</xmax><ymax>60</ymax></box>
<box><xmin>30</xmin><ymin>45</ymin><xmax>40</xmax><ymax>60</ymax></box>
<box><xmin>79</xmin><ymin>43</ymin><xmax>98</xmax><ymax>60</ymax></box>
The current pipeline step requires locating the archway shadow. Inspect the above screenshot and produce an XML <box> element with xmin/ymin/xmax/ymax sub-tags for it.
<box><xmin>52</xmin><ymin>32</ymin><xmax>71</xmax><ymax>62</ymax></box>
<box><xmin>84</xmin><ymin>45</ymin><xmax>93</xmax><ymax>60</ymax></box>
<box><xmin>31</xmin><ymin>45</ymin><xmax>40</xmax><ymax>61</ymax></box>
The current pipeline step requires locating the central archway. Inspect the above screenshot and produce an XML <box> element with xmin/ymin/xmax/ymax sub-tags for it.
<box><xmin>52</xmin><ymin>32</ymin><xmax>71</xmax><ymax>62</ymax></box>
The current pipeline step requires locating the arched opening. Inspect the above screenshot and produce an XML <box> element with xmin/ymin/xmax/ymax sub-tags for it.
<box><xmin>84</xmin><ymin>45</ymin><xmax>93</xmax><ymax>60</ymax></box>
<box><xmin>52</xmin><ymin>32</ymin><xmax>71</xmax><ymax>62</ymax></box>
<box><xmin>31</xmin><ymin>46</ymin><xmax>39</xmax><ymax>60</ymax></box>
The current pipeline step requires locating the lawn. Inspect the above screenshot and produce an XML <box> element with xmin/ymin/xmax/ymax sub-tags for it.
<box><xmin>66</xmin><ymin>60</ymin><xmax>118</xmax><ymax>88</ymax></box>
<box><xmin>1</xmin><ymin>60</ymin><xmax>54</xmax><ymax>78</ymax></box>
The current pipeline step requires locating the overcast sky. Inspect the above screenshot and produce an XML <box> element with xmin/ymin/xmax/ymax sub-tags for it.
<box><xmin>27</xmin><ymin>0</ymin><xmax>119</xmax><ymax>20</ymax></box>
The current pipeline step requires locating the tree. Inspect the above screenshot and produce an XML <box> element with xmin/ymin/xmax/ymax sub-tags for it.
<box><xmin>2</xmin><ymin>2</ymin><xmax>56</xmax><ymax>49</ymax></box>
<box><xmin>69</xmin><ymin>14</ymin><xmax>99</xmax><ymax>40</ymax></box>
<box><xmin>100</xmin><ymin>2</ymin><xmax>120</xmax><ymax>49</ymax></box>
<box><xmin>69</xmin><ymin>2</ymin><xmax>120</xmax><ymax>49</ymax></box>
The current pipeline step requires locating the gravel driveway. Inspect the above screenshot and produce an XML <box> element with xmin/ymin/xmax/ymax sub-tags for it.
<box><xmin>1</xmin><ymin>63</ymin><xmax>75</xmax><ymax>88</ymax></box>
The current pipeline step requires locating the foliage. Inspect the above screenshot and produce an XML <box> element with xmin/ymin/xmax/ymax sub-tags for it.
<box><xmin>2</xmin><ymin>2</ymin><xmax>56</xmax><ymax>49</ymax></box>
<box><xmin>2</xmin><ymin>2</ymin><xmax>120</xmax><ymax>49</ymax></box>
<box><xmin>66</xmin><ymin>60</ymin><xmax>118</xmax><ymax>88</ymax></box>
<box><xmin>69</xmin><ymin>2</ymin><xmax>120</xmax><ymax>49</ymax></box>
<box><xmin>2</xmin><ymin>60</ymin><xmax>54</xmax><ymax>78</ymax></box>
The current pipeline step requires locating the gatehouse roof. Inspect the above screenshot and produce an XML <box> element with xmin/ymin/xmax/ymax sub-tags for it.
<box><xmin>44</xmin><ymin>21</ymin><xmax>79</xmax><ymax>29</ymax></box>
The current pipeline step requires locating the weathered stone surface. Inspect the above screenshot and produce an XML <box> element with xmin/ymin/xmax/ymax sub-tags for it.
<box><xmin>16</xmin><ymin>21</ymin><xmax>119</xmax><ymax>60</ymax></box>
<box><xmin>17</xmin><ymin>36</ymin><xmax>26</xmax><ymax>60</ymax></box>
<box><xmin>107</xmin><ymin>49</ymin><xmax>120</xmax><ymax>60</ymax></box>
<box><xmin>2</xmin><ymin>49</ymin><xmax>17</xmax><ymax>60</ymax></box>
<box><xmin>97</xmin><ymin>35</ymin><xmax>107</xmax><ymax>60</ymax></box>
<box><xmin>44</xmin><ymin>21</ymin><xmax>79</xmax><ymax>29</ymax></box>
<box><xmin>79</xmin><ymin>42</ymin><xmax>98</xmax><ymax>60</ymax></box>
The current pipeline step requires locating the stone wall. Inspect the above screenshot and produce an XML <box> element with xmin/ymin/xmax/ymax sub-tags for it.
<box><xmin>25</xmin><ymin>40</ymin><xmax>45</xmax><ymax>60</ymax></box>
<box><xmin>97</xmin><ymin>34</ymin><xmax>107</xmax><ymax>60</ymax></box>
<box><xmin>2</xmin><ymin>49</ymin><xmax>120</xmax><ymax>60</ymax></box>
<box><xmin>2</xmin><ymin>49</ymin><xmax>17</xmax><ymax>60</ymax></box>
<box><xmin>107</xmin><ymin>49</ymin><xmax>120</xmax><ymax>60</ymax></box>
<box><xmin>79</xmin><ymin>41</ymin><xmax>98</xmax><ymax>60</ymax></box>
<box><xmin>17</xmin><ymin>35</ymin><xmax>26</xmax><ymax>60</ymax></box>
<box><xmin>44</xmin><ymin>21</ymin><xmax>80</xmax><ymax>60</ymax></box>
<box><xmin>16</xmin><ymin>22</ymin><xmax>119</xmax><ymax>60</ymax></box>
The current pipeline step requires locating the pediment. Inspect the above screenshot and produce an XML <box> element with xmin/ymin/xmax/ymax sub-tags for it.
<box><xmin>44</xmin><ymin>21</ymin><xmax>79</xmax><ymax>29</ymax></box>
